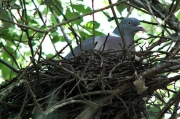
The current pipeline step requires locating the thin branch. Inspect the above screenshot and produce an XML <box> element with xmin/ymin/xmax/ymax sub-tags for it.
<box><xmin>0</xmin><ymin>58</ymin><xmax>18</xmax><ymax>73</ymax></box>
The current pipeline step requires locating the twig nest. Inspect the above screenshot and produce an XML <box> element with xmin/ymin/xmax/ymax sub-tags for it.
<box><xmin>133</xmin><ymin>76</ymin><xmax>148</xmax><ymax>94</ymax></box>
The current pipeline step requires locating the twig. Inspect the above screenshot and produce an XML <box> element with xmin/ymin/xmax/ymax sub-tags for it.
<box><xmin>108</xmin><ymin>0</ymin><xmax>137</xmax><ymax>75</ymax></box>
<box><xmin>24</xmin><ymin>80</ymin><xmax>45</xmax><ymax>117</ymax></box>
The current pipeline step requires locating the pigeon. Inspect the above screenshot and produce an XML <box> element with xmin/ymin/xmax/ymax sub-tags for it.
<box><xmin>65</xmin><ymin>17</ymin><xmax>146</xmax><ymax>58</ymax></box>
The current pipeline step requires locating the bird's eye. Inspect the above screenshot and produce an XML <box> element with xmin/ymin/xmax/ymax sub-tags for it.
<box><xmin>127</xmin><ymin>21</ymin><xmax>131</xmax><ymax>25</ymax></box>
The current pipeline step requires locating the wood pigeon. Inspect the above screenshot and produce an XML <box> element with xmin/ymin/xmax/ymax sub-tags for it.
<box><xmin>65</xmin><ymin>17</ymin><xmax>146</xmax><ymax>58</ymax></box>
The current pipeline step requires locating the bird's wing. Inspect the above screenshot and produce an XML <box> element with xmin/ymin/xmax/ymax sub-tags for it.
<box><xmin>65</xmin><ymin>35</ymin><xmax>135</xmax><ymax>58</ymax></box>
<box><xmin>65</xmin><ymin>37</ymin><xmax>96</xmax><ymax>58</ymax></box>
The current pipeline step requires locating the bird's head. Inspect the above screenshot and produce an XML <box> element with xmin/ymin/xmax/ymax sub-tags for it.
<box><xmin>113</xmin><ymin>17</ymin><xmax>146</xmax><ymax>37</ymax></box>
<box><xmin>120</xmin><ymin>17</ymin><xmax>146</xmax><ymax>33</ymax></box>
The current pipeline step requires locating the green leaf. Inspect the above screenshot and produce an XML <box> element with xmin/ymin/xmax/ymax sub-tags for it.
<box><xmin>42</xmin><ymin>0</ymin><xmax>62</xmax><ymax>8</ymax></box>
<box><xmin>0</xmin><ymin>29</ymin><xmax>20</xmax><ymax>42</ymax></box>
<box><xmin>116</xmin><ymin>3</ymin><xmax>127</xmax><ymax>15</ymax></box>
<box><xmin>177</xmin><ymin>12</ymin><xmax>180</xmax><ymax>19</ymax></box>
<box><xmin>149</xmin><ymin>106</ymin><xmax>160</xmax><ymax>112</ymax></box>
<box><xmin>52</xmin><ymin>6</ymin><xmax>61</xmax><ymax>16</ymax></box>
<box><xmin>71</xmin><ymin>4</ymin><xmax>92</xmax><ymax>14</ymax></box>
<box><xmin>0</xmin><ymin>8</ymin><xmax>13</xmax><ymax>28</ymax></box>
<box><xmin>94</xmin><ymin>30</ymin><xmax>105</xmax><ymax>36</ymax></box>
<box><xmin>9</xmin><ymin>0</ymin><xmax>21</xmax><ymax>9</ymax></box>
<box><xmin>1</xmin><ymin>52</ymin><xmax>17</xmax><ymax>79</ymax></box>
<box><xmin>79</xmin><ymin>31</ymin><xmax>92</xmax><ymax>40</ymax></box>
<box><xmin>71</xmin><ymin>4</ymin><xmax>84</xmax><ymax>13</ymax></box>
<box><xmin>46</xmin><ymin>53</ymin><xmax>54</xmax><ymax>58</ymax></box>
<box><xmin>6</xmin><ymin>45</ymin><xmax>15</xmax><ymax>54</ymax></box>
<box><xmin>50</xmin><ymin>14</ymin><xmax>58</xmax><ymax>24</ymax></box>
<box><xmin>83</xmin><ymin>21</ymin><xmax>100</xmax><ymax>30</ymax></box>
<box><xmin>58</xmin><ymin>36</ymin><xmax>65</xmax><ymax>42</ymax></box>
<box><xmin>65</xmin><ymin>9</ymin><xmax>83</xmax><ymax>24</ymax></box>
<box><xmin>1</xmin><ymin>64</ymin><xmax>12</xmax><ymax>79</ymax></box>
<box><xmin>51</xmin><ymin>35</ymin><xmax>60</xmax><ymax>43</ymax></box>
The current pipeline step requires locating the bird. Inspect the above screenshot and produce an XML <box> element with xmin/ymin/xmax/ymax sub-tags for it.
<box><xmin>65</xmin><ymin>17</ymin><xmax>146</xmax><ymax>58</ymax></box>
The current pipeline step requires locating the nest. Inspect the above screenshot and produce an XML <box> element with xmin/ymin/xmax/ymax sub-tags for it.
<box><xmin>0</xmin><ymin>50</ymin><xmax>172</xmax><ymax>119</ymax></box>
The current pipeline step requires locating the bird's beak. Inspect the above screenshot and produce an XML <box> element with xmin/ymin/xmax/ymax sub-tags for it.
<box><xmin>137</xmin><ymin>25</ymin><xmax>147</xmax><ymax>32</ymax></box>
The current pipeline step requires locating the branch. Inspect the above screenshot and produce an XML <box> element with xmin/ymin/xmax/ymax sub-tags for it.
<box><xmin>0</xmin><ymin>58</ymin><xmax>18</xmax><ymax>73</ymax></box>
